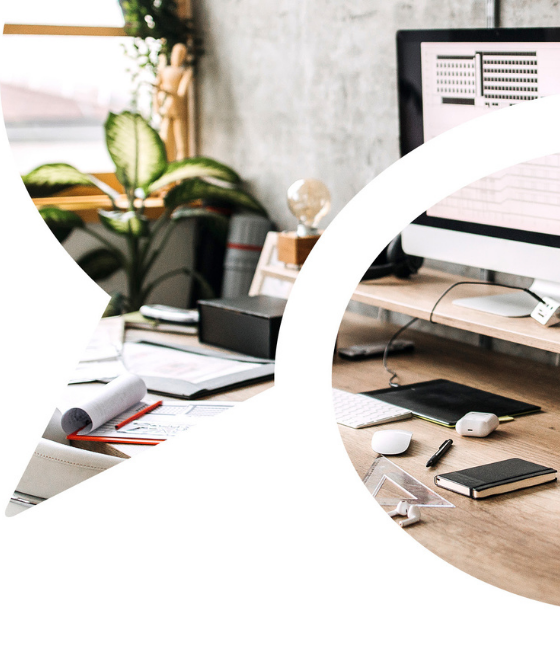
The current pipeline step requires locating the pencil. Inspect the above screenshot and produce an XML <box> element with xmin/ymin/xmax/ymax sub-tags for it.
<box><xmin>116</xmin><ymin>400</ymin><xmax>163</xmax><ymax>430</ymax></box>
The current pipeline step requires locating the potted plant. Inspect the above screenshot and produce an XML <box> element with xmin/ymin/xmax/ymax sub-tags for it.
<box><xmin>24</xmin><ymin>111</ymin><xmax>267</xmax><ymax>313</ymax></box>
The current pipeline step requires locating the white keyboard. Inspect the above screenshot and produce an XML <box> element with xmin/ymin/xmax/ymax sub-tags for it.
<box><xmin>332</xmin><ymin>388</ymin><xmax>412</xmax><ymax>429</ymax></box>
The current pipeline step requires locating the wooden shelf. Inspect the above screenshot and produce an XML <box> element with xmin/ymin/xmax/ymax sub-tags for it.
<box><xmin>31</xmin><ymin>176</ymin><xmax>164</xmax><ymax>222</ymax></box>
<box><xmin>4</xmin><ymin>24</ymin><xmax>127</xmax><ymax>37</ymax></box>
<box><xmin>33</xmin><ymin>195</ymin><xmax>164</xmax><ymax>223</ymax></box>
<box><xmin>252</xmin><ymin>232</ymin><xmax>560</xmax><ymax>354</ymax></box>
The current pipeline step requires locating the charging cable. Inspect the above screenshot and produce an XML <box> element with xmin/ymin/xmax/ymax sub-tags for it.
<box><xmin>382</xmin><ymin>281</ymin><xmax>545</xmax><ymax>387</ymax></box>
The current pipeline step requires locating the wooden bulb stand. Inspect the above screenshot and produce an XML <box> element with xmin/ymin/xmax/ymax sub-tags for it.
<box><xmin>277</xmin><ymin>231</ymin><xmax>322</xmax><ymax>266</ymax></box>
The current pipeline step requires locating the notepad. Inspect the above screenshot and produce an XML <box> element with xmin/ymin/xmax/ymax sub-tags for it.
<box><xmin>435</xmin><ymin>458</ymin><xmax>557</xmax><ymax>499</ymax></box>
<box><xmin>364</xmin><ymin>379</ymin><xmax>540</xmax><ymax>427</ymax></box>
<box><xmin>60</xmin><ymin>373</ymin><xmax>236</xmax><ymax>445</ymax></box>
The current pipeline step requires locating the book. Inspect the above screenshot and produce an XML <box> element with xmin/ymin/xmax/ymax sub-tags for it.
<box><xmin>123</xmin><ymin>311</ymin><xmax>198</xmax><ymax>336</ymax></box>
<box><xmin>435</xmin><ymin>458</ymin><xmax>557</xmax><ymax>499</ymax></box>
<box><xmin>364</xmin><ymin>379</ymin><xmax>540</xmax><ymax>426</ymax></box>
<box><xmin>61</xmin><ymin>372</ymin><xmax>236</xmax><ymax>445</ymax></box>
<box><xmin>122</xmin><ymin>339</ymin><xmax>275</xmax><ymax>399</ymax></box>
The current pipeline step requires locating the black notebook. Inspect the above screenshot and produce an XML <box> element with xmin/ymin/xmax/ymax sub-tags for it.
<box><xmin>364</xmin><ymin>379</ymin><xmax>540</xmax><ymax>427</ymax></box>
<box><xmin>435</xmin><ymin>458</ymin><xmax>557</xmax><ymax>499</ymax></box>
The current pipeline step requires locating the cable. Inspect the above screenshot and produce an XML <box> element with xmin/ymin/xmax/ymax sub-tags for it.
<box><xmin>383</xmin><ymin>316</ymin><xmax>418</xmax><ymax>387</ymax></box>
<box><xmin>428</xmin><ymin>281</ymin><xmax>543</xmax><ymax>323</ymax></box>
<box><xmin>382</xmin><ymin>281</ymin><xmax>544</xmax><ymax>387</ymax></box>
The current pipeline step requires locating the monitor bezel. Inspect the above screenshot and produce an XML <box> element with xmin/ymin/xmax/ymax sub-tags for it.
<box><xmin>397</xmin><ymin>27</ymin><xmax>560</xmax><ymax>250</ymax></box>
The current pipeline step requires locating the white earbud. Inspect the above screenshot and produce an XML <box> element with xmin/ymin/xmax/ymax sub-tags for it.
<box><xmin>399</xmin><ymin>505</ymin><xmax>421</xmax><ymax>528</ymax></box>
<box><xmin>387</xmin><ymin>500</ymin><xmax>411</xmax><ymax>517</ymax></box>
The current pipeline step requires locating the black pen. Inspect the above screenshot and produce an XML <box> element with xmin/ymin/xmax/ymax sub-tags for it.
<box><xmin>426</xmin><ymin>439</ymin><xmax>453</xmax><ymax>467</ymax></box>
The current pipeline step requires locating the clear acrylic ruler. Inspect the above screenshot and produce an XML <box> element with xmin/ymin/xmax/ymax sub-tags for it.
<box><xmin>363</xmin><ymin>456</ymin><xmax>454</xmax><ymax>508</ymax></box>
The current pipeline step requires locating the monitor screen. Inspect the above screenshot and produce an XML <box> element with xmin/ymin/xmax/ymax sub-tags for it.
<box><xmin>398</xmin><ymin>28</ymin><xmax>560</xmax><ymax>250</ymax></box>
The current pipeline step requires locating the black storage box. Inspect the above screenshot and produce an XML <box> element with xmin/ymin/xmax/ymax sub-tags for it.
<box><xmin>198</xmin><ymin>295</ymin><xmax>287</xmax><ymax>360</ymax></box>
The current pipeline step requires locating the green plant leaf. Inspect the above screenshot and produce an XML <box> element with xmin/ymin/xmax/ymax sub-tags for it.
<box><xmin>23</xmin><ymin>163</ymin><xmax>120</xmax><ymax>201</ymax></box>
<box><xmin>164</xmin><ymin>179</ymin><xmax>268</xmax><ymax>216</ymax></box>
<box><xmin>173</xmin><ymin>207</ymin><xmax>230</xmax><ymax>242</ymax></box>
<box><xmin>105</xmin><ymin>111</ymin><xmax>167</xmax><ymax>192</ymax></box>
<box><xmin>23</xmin><ymin>164</ymin><xmax>94</xmax><ymax>197</ymax></box>
<box><xmin>171</xmin><ymin>207</ymin><xmax>230</xmax><ymax>223</ymax></box>
<box><xmin>98</xmin><ymin>209</ymin><xmax>150</xmax><ymax>237</ymax></box>
<box><xmin>39</xmin><ymin>206</ymin><xmax>84</xmax><ymax>243</ymax></box>
<box><xmin>85</xmin><ymin>174</ymin><xmax>121</xmax><ymax>203</ymax></box>
<box><xmin>172</xmin><ymin>206</ymin><xmax>230</xmax><ymax>248</ymax></box>
<box><xmin>77</xmin><ymin>248</ymin><xmax>123</xmax><ymax>282</ymax></box>
<box><xmin>149</xmin><ymin>157</ymin><xmax>241</xmax><ymax>193</ymax></box>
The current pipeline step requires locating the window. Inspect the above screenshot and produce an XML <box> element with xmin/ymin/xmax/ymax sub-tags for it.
<box><xmin>2</xmin><ymin>1</ymin><xmax>143</xmax><ymax>174</ymax></box>
<box><xmin>4</xmin><ymin>0</ymin><xmax>124</xmax><ymax>27</ymax></box>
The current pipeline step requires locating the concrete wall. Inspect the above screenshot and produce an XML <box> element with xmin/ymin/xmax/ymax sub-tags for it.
<box><xmin>195</xmin><ymin>0</ymin><xmax>488</xmax><ymax>228</ymax></box>
<box><xmin>194</xmin><ymin>0</ymin><xmax>560</xmax><ymax>364</ymax></box>
<box><xmin>196</xmin><ymin>0</ymin><xmax>560</xmax><ymax>228</ymax></box>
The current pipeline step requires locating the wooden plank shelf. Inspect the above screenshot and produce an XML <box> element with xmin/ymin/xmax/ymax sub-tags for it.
<box><xmin>33</xmin><ymin>195</ymin><xmax>164</xmax><ymax>223</ymax></box>
<box><xmin>252</xmin><ymin>232</ymin><xmax>560</xmax><ymax>354</ymax></box>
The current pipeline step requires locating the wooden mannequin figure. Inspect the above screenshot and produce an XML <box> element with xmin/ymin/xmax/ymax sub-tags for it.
<box><xmin>153</xmin><ymin>43</ymin><xmax>193</xmax><ymax>161</ymax></box>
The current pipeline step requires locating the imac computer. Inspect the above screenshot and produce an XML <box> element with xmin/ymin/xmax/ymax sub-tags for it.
<box><xmin>398</xmin><ymin>28</ymin><xmax>560</xmax><ymax>317</ymax></box>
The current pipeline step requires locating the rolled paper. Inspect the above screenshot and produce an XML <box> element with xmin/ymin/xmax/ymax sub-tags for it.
<box><xmin>61</xmin><ymin>372</ymin><xmax>147</xmax><ymax>435</ymax></box>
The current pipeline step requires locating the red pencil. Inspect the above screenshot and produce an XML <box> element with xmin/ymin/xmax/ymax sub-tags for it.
<box><xmin>116</xmin><ymin>400</ymin><xmax>163</xmax><ymax>430</ymax></box>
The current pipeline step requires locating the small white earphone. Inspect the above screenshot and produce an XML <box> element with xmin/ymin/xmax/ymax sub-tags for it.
<box><xmin>399</xmin><ymin>505</ymin><xmax>421</xmax><ymax>528</ymax></box>
<box><xmin>387</xmin><ymin>500</ymin><xmax>421</xmax><ymax>527</ymax></box>
<box><xmin>387</xmin><ymin>500</ymin><xmax>412</xmax><ymax>517</ymax></box>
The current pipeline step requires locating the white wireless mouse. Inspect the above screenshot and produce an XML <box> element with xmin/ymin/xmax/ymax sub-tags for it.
<box><xmin>371</xmin><ymin>429</ymin><xmax>413</xmax><ymax>455</ymax></box>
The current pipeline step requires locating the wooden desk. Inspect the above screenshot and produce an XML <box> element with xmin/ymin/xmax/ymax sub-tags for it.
<box><xmin>335</xmin><ymin>312</ymin><xmax>560</xmax><ymax>606</ymax></box>
<box><xmin>67</xmin><ymin>312</ymin><xmax>560</xmax><ymax>605</ymax></box>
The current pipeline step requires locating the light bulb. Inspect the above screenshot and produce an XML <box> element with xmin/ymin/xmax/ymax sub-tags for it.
<box><xmin>287</xmin><ymin>178</ymin><xmax>331</xmax><ymax>237</ymax></box>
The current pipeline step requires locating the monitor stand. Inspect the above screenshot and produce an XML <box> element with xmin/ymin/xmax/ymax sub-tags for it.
<box><xmin>452</xmin><ymin>279</ymin><xmax>560</xmax><ymax>318</ymax></box>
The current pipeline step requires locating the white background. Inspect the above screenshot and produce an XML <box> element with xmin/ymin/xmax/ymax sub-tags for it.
<box><xmin>1</xmin><ymin>12</ymin><xmax>560</xmax><ymax>654</ymax></box>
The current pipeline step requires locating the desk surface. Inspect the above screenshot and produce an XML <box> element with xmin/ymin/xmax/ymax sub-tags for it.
<box><xmin>69</xmin><ymin>313</ymin><xmax>560</xmax><ymax>606</ymax></box>
<box><xmin>335</xmin><ymin>312</ymin><xmax>560</xmax><ymax>606</ymax></box>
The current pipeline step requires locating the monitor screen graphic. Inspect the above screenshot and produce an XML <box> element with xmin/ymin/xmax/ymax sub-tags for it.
<box><xmin>420</xmin><ymin>41</ymin><xmax>560</xmax><ymax>238</ymax></box>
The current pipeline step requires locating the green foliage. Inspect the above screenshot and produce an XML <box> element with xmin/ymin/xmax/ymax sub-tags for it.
<box><xmin>150</xmin><ymin>157</ymin><xmax>241</xmax><ymax>192</ymax></box>
<box><xmin>170</xmin><ymin>207</ymin><xmax>231</xmax><ymax>224</ymax></box>
<box><xmin>165</xmin><ymin>179</ymin><xmax>268</xmax><ymax>216</ymax></box>
<box><xmin>118</xmin><ymin>0</ymin><xmax>202</xmax><ymax>108</ymax></box>
<box><xmin>25</xmin><ymin>111</ymin><xmax>268</xmax><ymax>314</ymax></box>
<box><xmin>105</xmin><ymin>111</ymin><xmax>168</xmax><ymax>194</ymax></box>
<box><xmin>77</xmin><ymin>248</ymin><xmax>123</xmax><ymax>282</ymax></box>
<box><xmin>26</xmin><ymin>164</ymin><xmax>121</xmax><ymax>202</ymax></box>
<box><xmin>24</xmin><ymin>164</ymin><xmax>94</xmax><ymax>197</ymax></box>
<box><xmin>119</xmin><ymin>0</ymin><xmax>196</xmax><ymax>57</ymax></box>
<box><xmin>98</xmin><ymin>209</ymin><xmax>151</xmax><ymax>237</ymax></box>
<box><xmin>39</xmin><ymin>206</ymin><xmax>84</xmax><ymax>243</ymax></box>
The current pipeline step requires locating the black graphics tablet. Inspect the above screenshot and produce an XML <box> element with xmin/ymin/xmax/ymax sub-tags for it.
<box><xmin>364</xmin><ymin>379</ymin><xmax>540</xmax><ymax>427</ymax></box>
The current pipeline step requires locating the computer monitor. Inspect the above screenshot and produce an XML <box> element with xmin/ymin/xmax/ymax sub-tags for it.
<box><xmin>398</xmin><ymin>28</ymin><xmax>560</xmax><ymax>317</ymax></box>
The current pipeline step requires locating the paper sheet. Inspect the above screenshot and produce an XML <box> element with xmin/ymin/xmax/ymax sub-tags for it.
<box><xmin>81</xmin><ymin>400</ymin><xmax>237</xmax><ymax>441</ymax></box>
<box><xmin>69</xmin><ymin>359</ymin><xmax>128</xmax><ymax>384</ymax></box>
<box><xmin>80</xmin><ymin>316</ymin><xmax>124</xmax><ymax>361</ymax></box>
<box><xmin>61</xmin><ymin>372</ymin><xmax>147</xmax><ymax>435</ymax></box>
<box><xmin>122</xmin><ymin>342</ymin><xmax>262</xmax><ymax>384</ymax></box>
<box><xmin>67</xmin><ymin>316</ymin><xmax>125</xmax><ymax>384</ymax></box>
